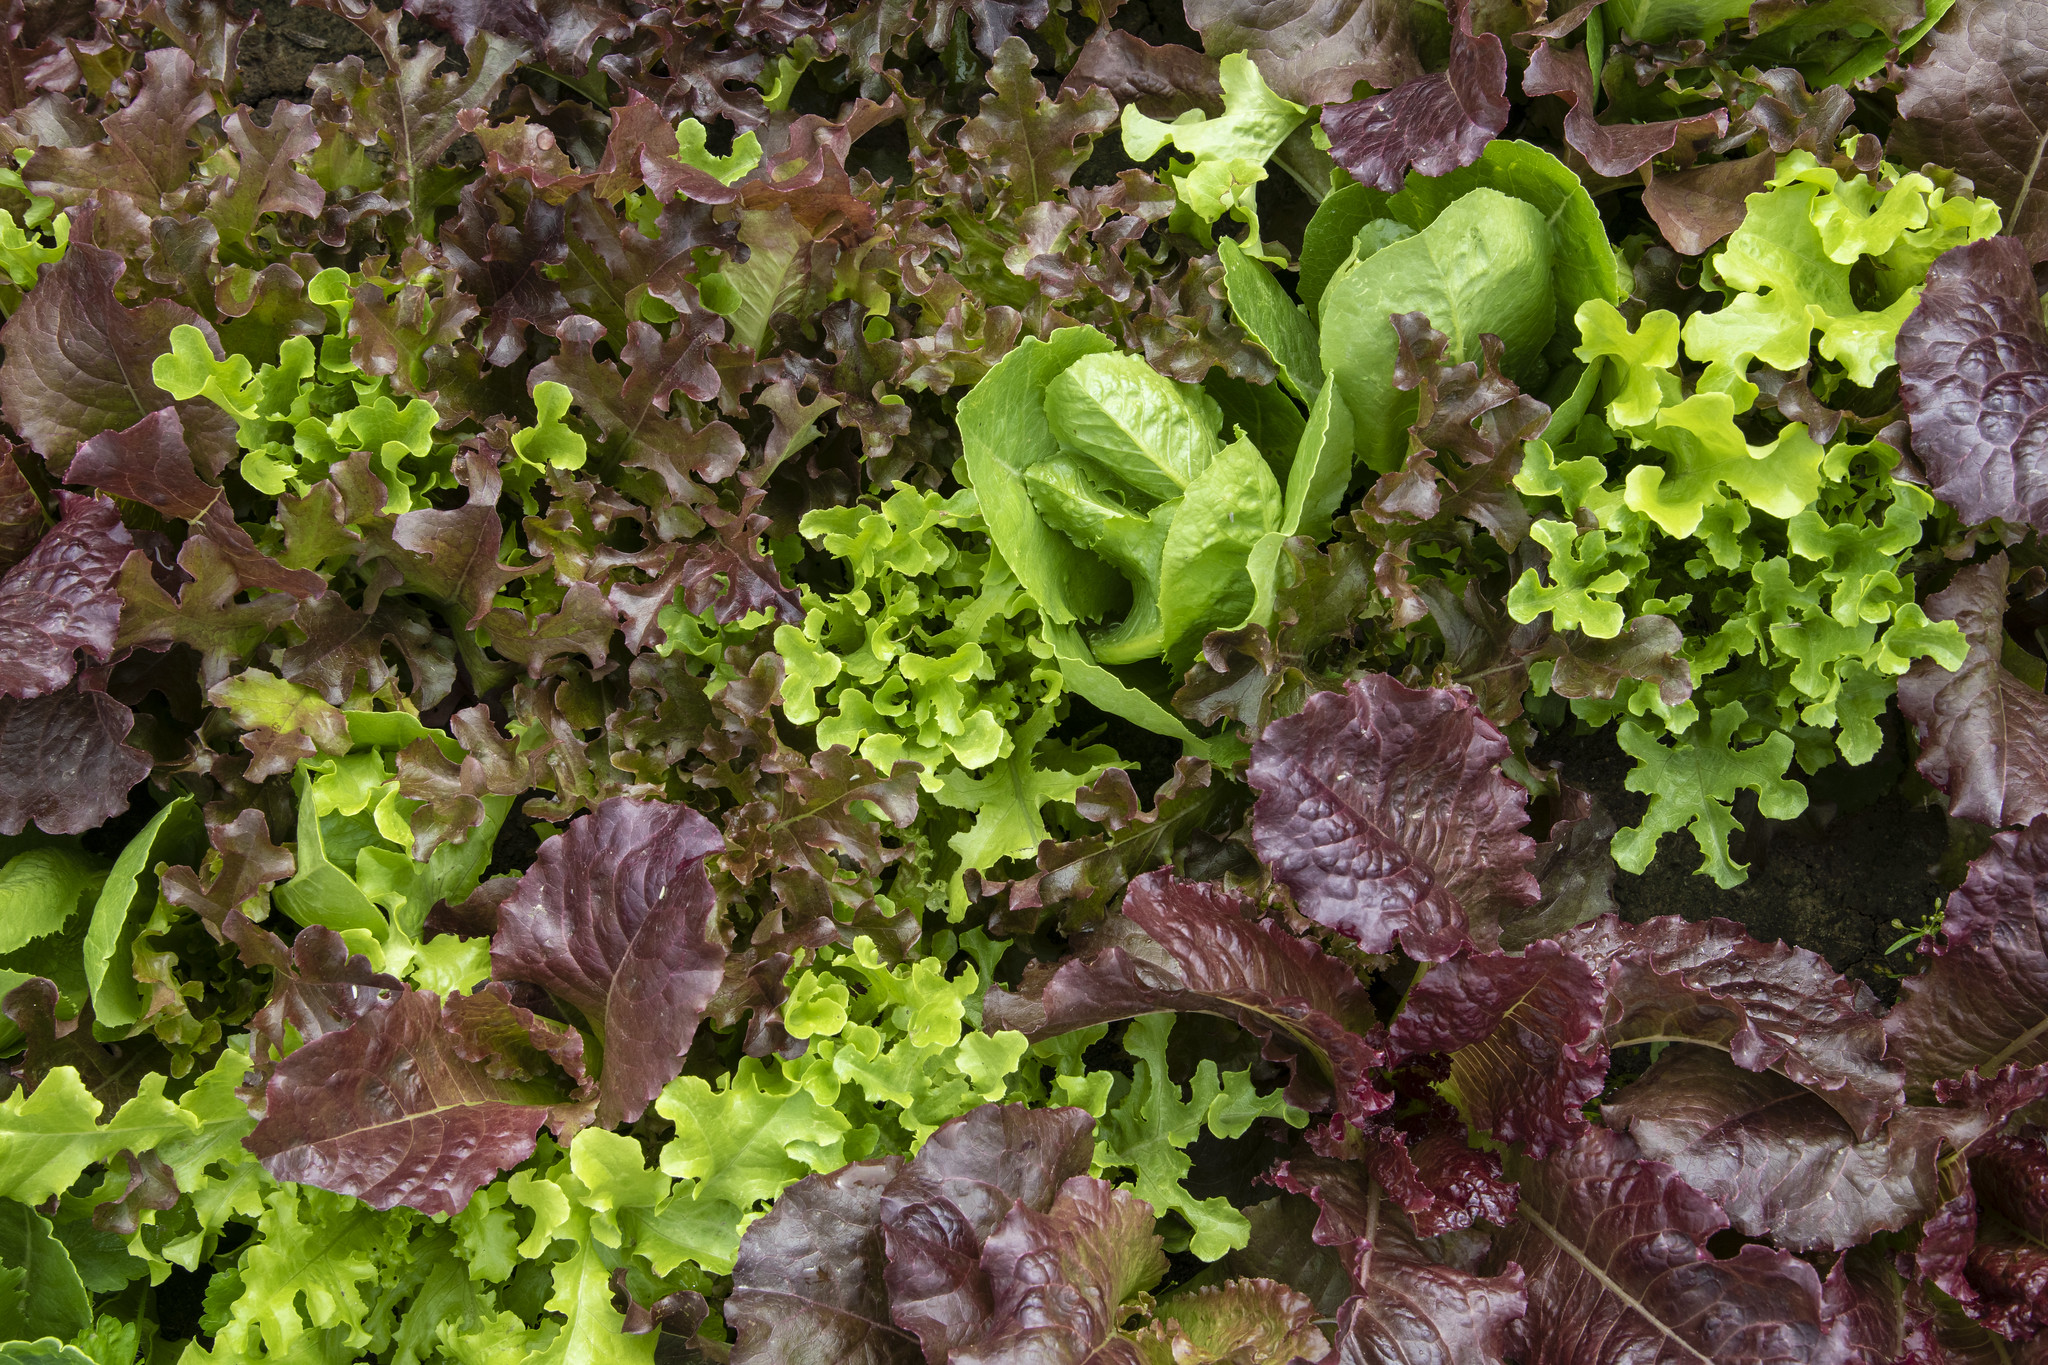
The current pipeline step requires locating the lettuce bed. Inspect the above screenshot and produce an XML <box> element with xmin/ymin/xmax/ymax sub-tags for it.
<box><xmin>0</xmin><ymin>0</ymin><xmax>2046</xmax><ymax>1360</ymax></box>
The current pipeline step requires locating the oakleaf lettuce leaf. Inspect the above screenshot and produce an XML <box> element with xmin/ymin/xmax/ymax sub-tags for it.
<box><xmin>1319</xmin><ymin>0</ymin><xmax>1509</xmax><ymax>193</ymax></box>
<box><xmin>492</xmin><ymin>796</ymin><xmax>727</xmax><ymax>1127</ymax></box>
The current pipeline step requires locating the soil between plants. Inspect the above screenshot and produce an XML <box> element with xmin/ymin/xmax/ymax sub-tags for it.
<box><xmin>1537</xmin><ymin>715</ymin><xmax>1953</xmax><ymax>1001</ymax></box>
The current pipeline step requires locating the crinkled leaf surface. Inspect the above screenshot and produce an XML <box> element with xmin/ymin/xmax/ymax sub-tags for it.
<box><xmin>1884</xmin><ymin>817</ymin><xmax>2048</xmax><ymax>1088</ymax></box>
<box><xmin>1320</xmin><ymin>0</ymin><xmax>1508</xmax><ymax>193</ymax></box>
<box><xmin>492</xmin><ymin>796</ymin><xmax>727</xmax><ymax>1127</ymax></box>
<box><xmin>1896</xmin><ymin>238</ymin><xmax>2048</xmax><ymax>532</ymax></box>
<box><xmin>244</xmin><ymin>983</ymin><xmax>583</xmax><ymax>1215</ymax></box>
<box><xmin>0</xmin><ymin>494</ymin><xmax>130</xmax><ymax>701</ymax></box>
<box><xmin>1249</xmin><ymin>676</ymin><xmax>1538</xmax><ymax>960</ymax></box>
<box><xmin>1492</xmin><ymin>1126</ymin><xmax>1849</xmax><ymax>1365</ymax></box>
<box><xmin>0</xmin><ymin>690</ymin><xmax>151</xmax><ymax>838</ymax></box>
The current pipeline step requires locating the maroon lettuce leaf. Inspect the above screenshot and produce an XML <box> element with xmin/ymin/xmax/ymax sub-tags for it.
<box><xmin>1602</xmin><ymin>1047</ymin><xmax>1994</xmax><ymax>1251</ymax></box>
<box><xmin>69</xmin><ymin>410</ymin><xmax>326</xmax><ymax>600</ymax></box>
<box><xmin>243</xmin><ymin>982</ymin><xmax>590</xmax><ymax>1215</ymax></box>
<box><xmin>1307</xmin><ymin>1098</ymin><xmax>1520</xmax><ymax>1237</ymax></box>
<box><xmin>20</xmin><ymin>48</ymin><xmax>212</xmax><ymax>238</ymax></box>
<box><xmin>1896</xmin><ymin>237</ymin><xmax>2048</xmax><ymax>532</ymax></box>
<box><xmin>1884</xmin><ymin>818</ymin><xmax>2048</xmax><ymax>1088</ymax></box>
<box><xmin>491</xmin><ymin>796</ymin><xmax>727</xmax><ymax>1127</ymax></box>
<box><xmin>1183</xmin><ymin>0</ymin><xmax>1426</xmax><ymax>106</ymax></box>
<box><xmin>0</xmin><ymin>448</ymin><xmax>43</xmax><ymax>572</ymax></box>
<box><xmin>726</xmin><ymin>1157</ymin><xmax>923</xmax><ymax>1365</ymax></box>
<box><xmin>954</xmin><ymin>1175</ymin><xmax>1167</xmax><ymax>1365</ymax></box>
<box><xmin>1898</xmin><ymin>555</ymin><xmax>2048</xmax><ymax>830</ymax></box>
<box><xmin>1249</xmin><ymin>676</ymin><xmax>1539</xmax><ymax>960</ymax></box>
<box><xmin>1917</xmin><ymin>1130</ymin><xmax>2048</xmax><ymax>1341</ymax></box>
<box><xmin>1888</xmin><ymin>0</ymin><xmax>2048</xmax><ymax>265</ymax></box>
<box><xmin>0</xmin><ymin>232</ymin><xmax>232</xmax><ymax>472</ymax></box>
<box><xmin>0</xmin><ymin>493</ymin><xmax>130</xmax><ymax>700</ymax></box>
<box><xmin>0</xmin><ymin>686</ymin><xmax>152</xmax><ymax>836</ymax></box>
<box><xmin>1504</xmin><ymin>785</ymin><xmax>1619</xmax><ymax>952</ymax></box>
<box><xmin>236</xmin><ymin>923</ymin><xmax>396</xmax><ymax>1100</ymax></box>
<box><xmin>1563</xmin><ymin>914</ymin><xmax>1904</xmax><ymax>1139</ymax></box>
<box><xmin>881</xmin><ymin>1104</ymin><xmax>1098</xmax><ymax>1363</ymax></box>
<box><xmin>981</xmin><ymin>871</ymin><xmax>1390</xmax><ymax>1121</ymax></box>
<box><xmin>1320</xmin><ymin>0</ymin><xmax>1508</xmax><ymax>192</ymax></box>
<box><xmin>1267</xmin><ymin>1157</ymin><xmax>1527</xmax><ymax>1365</ymax></box>
<box><xmin>1061</xmin><ymin>31</ymin><xmax>1221</xmax><ymax>122</ymax></box>
<box><xmin>1522</xmin><ymin>40</ymin><xmax>1728</xmax><ymax>178</ymax></box>
<box><xmin>1387</xmin><ymin>942</ymin><xmax>1608</xmax><ymax>1157</ymax></box>
<box><xmin>1491</xmin><ymin>1127</ymin><xmax>1850</xmax><ymax>1365</ymax></box>
<box><xmin>1641</xmin><ymin>154</ymin><xmax>1779</xmax><ymax>256</ymax></box>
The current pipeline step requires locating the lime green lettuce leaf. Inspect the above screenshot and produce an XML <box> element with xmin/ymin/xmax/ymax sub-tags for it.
<box><xmin>1120</xmin><ymin>54</ymin><xmax>1308</xmax><ymax>252</ymax></box>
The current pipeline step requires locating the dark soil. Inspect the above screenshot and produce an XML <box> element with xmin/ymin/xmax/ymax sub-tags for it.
<box><xmin>1537</xmin><ymin>712</ymin><xmax>1955</xmax><ymax>1000</ymax></box>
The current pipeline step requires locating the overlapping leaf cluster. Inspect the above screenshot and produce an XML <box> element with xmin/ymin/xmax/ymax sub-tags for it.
<box><xmin>1</xmin><ymin>0</ymin><xmax>2047</xmax><ymax>1361</ymax></box>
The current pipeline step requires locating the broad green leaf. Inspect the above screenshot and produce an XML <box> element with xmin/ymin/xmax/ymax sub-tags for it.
<box><xmin>1278</xmin><ymin>379</ymin><xmax>1354</xmax><ymax>538</ymax></box>
<box><xmin>0</xmin><ymin>1343</ymin><xmax>96</xmax><ymax>1365</ymax></box>
<box><xmin>1023</xmin><ymin>455</ymin><xmax>1170</xmax><ymax>664</ymax></box>
<box><xmin>526</xmin><ymin>1207</ymin><xmax>655</xmax><ymax>1365</ymax></box>
<box><xmin>205</xmin><ymin>667</ymin><xmax>356</xmax><ymax>753</ymax></box>
<box><xmin>343</xmin><ymin>710</ymin><xmax>463</xmax><ymax>760</ymax></box>
<box><xmin>1218</xmin><ymin>238</ymin><xmax>1322</xmax><ymax>402</ymax></box>
<box><xmin>960</xmin><ymin>328</ymin><xmax>1127</xmax><ymax>626</ymax></box>
<box><xmin>1204</xmin><ymin>372</ymin><xmax>1306</xmax><ymax>479</ymax></box>
<box><xmin>697</xmin><ymin>207</ymin><xmax>811</xmax><ymax>356</ymax></box>
<box><xmin>0</xmin><ymin>1200</ymin><xmax>91</xmax><ymax>1343</ymax></box>
<box><xmin>1296</xmin><ymin>181</ymin><xmax>1394</xmax><ymax>318</ymax></box>
<box><xmin>0</xmin><ymin>846</ymin><xmax>102</xmax><ymax>956</ymax></box>
<box><xmin>1158</xmin><ymin>436</ymin><xmax>1283</xmax><ymax>653</ymax></box>
<box><xmin>272</xmin><ymin>764</ymin><xmax>386</xmax><ymax>939</ymax></box>
<box><xmin>1043</xmin><ymin>625</ymin><xmax>1208</xmax><ymax>751</ymax></box>
<box><xmin>84</xmin><ymin>796</ymin><xmax>202</xmax><ymax>1034</ymax></box>
<box><xmin>1389</xmin><ymin>139</ymin><xmax>1625</xmax><ymax>353</ymax></box>
<box><xmin>1043</xmin><ymin>352</ymin><xmax>1221</xmax><ymax>502</ymax></box>
<box><xmin>1320</xmin><ymin>188</ymin><xmax>1556</xmax><ymax>474</ymax></box>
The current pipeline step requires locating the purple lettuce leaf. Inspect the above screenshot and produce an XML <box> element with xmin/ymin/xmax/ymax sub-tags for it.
<box><xmin>981</xmin><ymin>871</ymin><xmax>1390</xmax><ymax>1121</ymax></box>
<box><xmin>1491</xmin><ymin>1126</ymin><xmax>1850</xmax><ymax>1365</ymax></box>
<box><xmin>1307</xmin><ymin>1097</ymin><xmax>1520</xmax><ymax>1238</ymax></box>
<box><xmin>0</xmin><ymin>229</ymin><xmax>234</xmax><ymax>473</ymax></box>
<box><xmin>0</xmin><ymin>447</ymin><xmax>45</xmax><ymax>571</ymax></box>
<box><xmin>1061</xmin><ymin>31</ymin><xmax>1221</xmax><ymax>122</ymax></box>
<box><xmin>1504</xmin><ymin>785</ymin><xmax>1619</xmax><ymax>952</ymax></box>
<box><xmin>1917</xmin><ymin>1130</ymin><xmax>2048</xmax><ymax>1341</ymax></box>
<box><xmin>1182</xmin><ymin>0</ymin><xmax>1426</xmax><ymax>106</ymax></box>
<box><xmin>112</xmin><ymin>533</ymin><xmax>301</xmax><ymax>686</ymax></box>
<box><xmin>491</xmin><ymin>795</ymin><xmax>727</xmax><ymax>1127</ymax></box>
<box><xmin>69</xmin><ymin>409</ymin><xmax>326</xmax><ymax>599</ymax></box>
<box><xmin>20</xmin><ymin>48</ymin><xmax>212</xmax><ymax>237</ymax></box>
<box><xmin>1885</xmin><ymin>818</ymin><xmax>2048</xmax><ymax>1088</ymax></box>
<box><xmin>1897</xmin><ymin>555</ymin><xmax>2048</xmax><ymax>830</ymax></box>
<box><xmin>1249</xmin><ymin>676</ymin><xmax>1539</xmax><ymax>960</ymax></box>
<box><xmin>1888</xmin><ymin>0</ymin><xmax>2048</xmax><ymax>265</ymax></box>
<box><xmin>1386</xmin><ymin>941</ymin><xmax>1608</xmax><ymax>1157</ymax></box>
<box><xmin>1641</xmin><ymin>154</ymin><xmax>1779</xmax><ymax>256</ymax></box>
<box><xmin>1601</xmin><ymin>1047</ymin><xmax>1992</xmax><ymax>1250</ymax></box>
<box><xmin>953</xmin><ymin>1175</ymin><xmax>1167</xmax><ymax>1365</ymax></box>
<box><xmin>1563</xmin><ymin>914</ymin><xmax>1904</xmax><ymax>1139</ymax></box>
<box><xmin>881</xmin><ymin>1104</ymin><xmax>1098</xmax><ymax>1363</ymax></box>
<box><xmin>726</xmin><ymin>1157</ymin><xmax>923</xmax><ymax>1365</ymax></box>
<box><xmin>1266</xmin><ymin>1157</ymin><xmax>1527</xmax><ymax>1365</ymax></box>
<box><xmin>243</xmin><ymin>981</ymin><xmax>591</xmax><ymax>1215</ymax></box>
<box><xmin>1131</xmin><ymin>1279</ymin><xmax>1330</xmax><ymax>1365</ymax></box>
<box><xmin>1896</xmin><ymin>237</ymin><xmax>2048</xmax><ymax>532</ymax></box>
<box><xmin>0</xmin><ymin>686</ymin><xmax>152</xmax><ymax>836</ymax></box>
<box><xmin>1522</xmin><ymin>40</ymin><xmax>1727</xmax><ymax>178</ymax></box>
<box><xmin>1320</xmin><ymin>0</ymin><xmax>1508</xmax><ymax>192</ymax></box>
<box><xmin>236</xmin><ymin>923</ymin><xmax>396</xmax><ymax>1100</ymax></box>
<box><xmin>0</xmin><ymin>492</ymin><xmax>130</xmax><ymax>700</ymax></box>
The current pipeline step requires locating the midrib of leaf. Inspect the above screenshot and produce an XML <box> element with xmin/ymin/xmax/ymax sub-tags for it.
<box><xmin>1518</xmin><ymin>1202</ymin><xmax>1719</xmax><ymax>1365</ymax></box>
<box><xmin>2003</xmin><ymin>123</ymin><xmax>2048</xmax><ymax>244</ymax></box>
<box><xmin>1980</xmin><ymin>1008</ymin><xmax>2048</xmax><ymax>1071</ymax></box>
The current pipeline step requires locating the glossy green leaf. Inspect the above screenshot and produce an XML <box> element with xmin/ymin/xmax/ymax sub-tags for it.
<box><xmin>82</xmin><ymin>795</ymin><xmax>201</xmax><ymax>1034</ymax></box>
<box><xmin>1219</xmin><ymin>238</ymin><xmax>1322</xmax><ymax>402</ymax></box>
